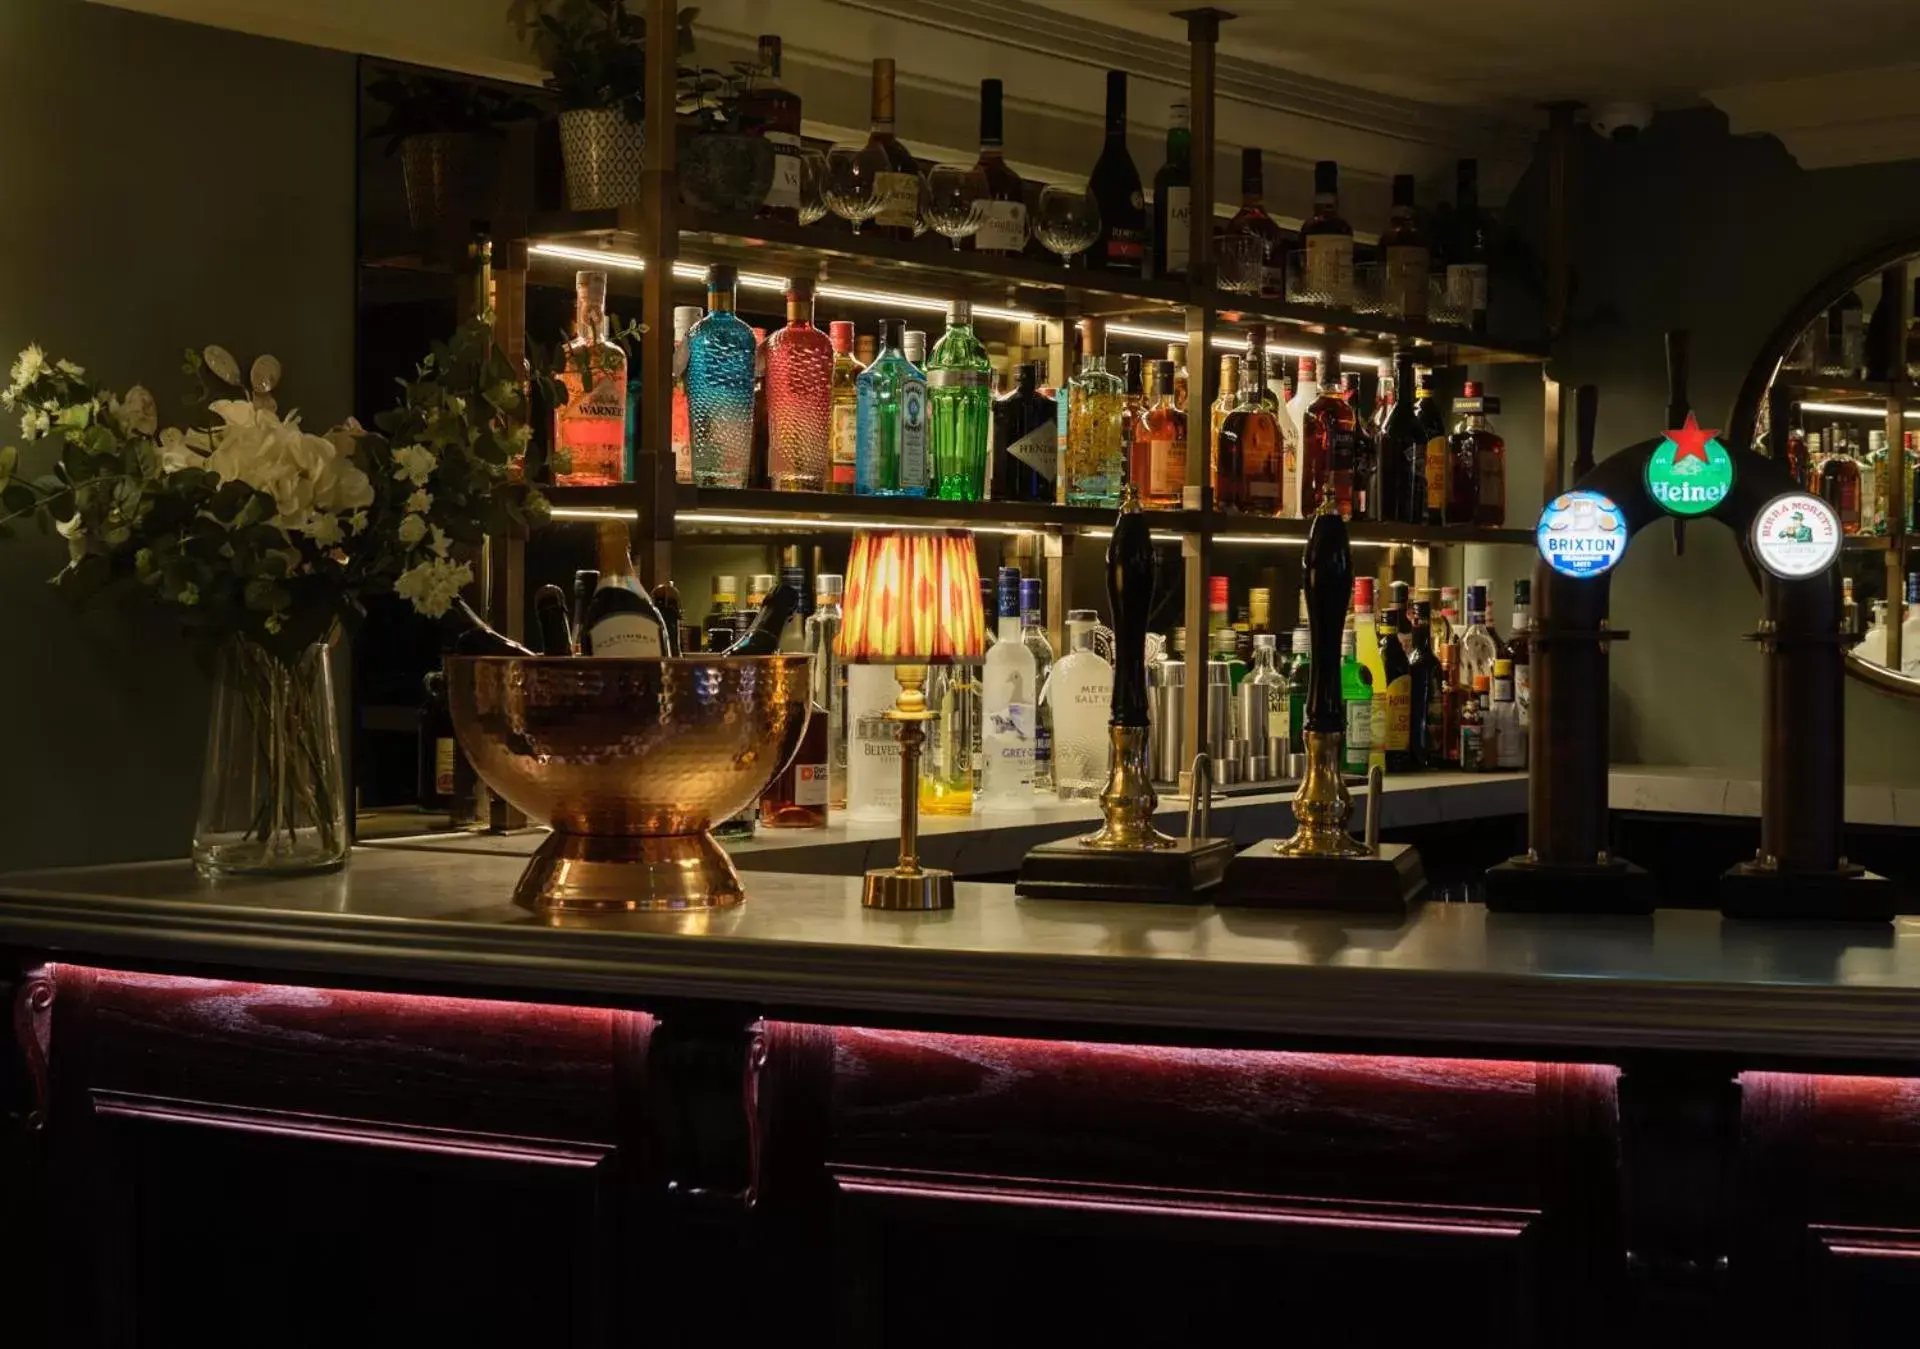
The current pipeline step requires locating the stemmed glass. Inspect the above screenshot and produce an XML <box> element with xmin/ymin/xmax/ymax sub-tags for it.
<box><xmin>797</xmin><ymin>147</ymin><xmax>829</xmax><ymax>227</ymax></box>
<box><xmin>925</xmin><ymin>164</ymin><xmax>989</xmax><ymax>251</ymax></box>
<box><xmin>1034</xmin><ymin>185</ymin><xmax>1102</xmax><ymax>268</ymax></box>
<box><xmin>825</xmin><ymin>145</ymin><xmax>884</xmax><ymax>235</ymax></box>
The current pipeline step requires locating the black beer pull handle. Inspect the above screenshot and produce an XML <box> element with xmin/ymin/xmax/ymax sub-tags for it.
<box><xmin>1302</xmin><ymin>504</ymin><xmax>1354</xmax><ymax>733</ymax></box>
<box><xmin>1573</xmin><ymin>384</ymin><xmax>1599</xmax><ymax>481</ymax></box>
<box><xmin>1107</xmin><ymin>485</ymin><xmax>1154</xmax><ymax>728</ymax></box>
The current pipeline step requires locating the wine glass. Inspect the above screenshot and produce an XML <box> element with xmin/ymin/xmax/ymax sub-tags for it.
<box><xmin>797</xmin><ymin>147</ymin><xmax>829</xmax><ymax>228</ymax></box>
<box><xmin>925</xmin><ymin>164</ymin><xmax>989</xmax><ymax>251</ymax></box>
<box><xmin>1034</xmin><ymin>186</ymin><xmax>1102</xmax><ymax>268</ymax></box>
<box><xmin>825</xmin><ymin>144</ymin><xmax>884</xmax><ymax>235</ymax></box>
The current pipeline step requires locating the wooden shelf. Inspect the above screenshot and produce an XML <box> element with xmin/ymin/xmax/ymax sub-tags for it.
<box><xmin>1777</xmin><ymin>375</ymin><xmax>1910</xmax><ymax>402</ymax></box>
<box><xmin>526</xmin><ymin>208</ymin><xmax>1551</xmax><ymax>364</ymax></box>
<box><xmin>1844</xmin><ymin>535</ymin><xmax>1894</xmax><ymax>552</ymax></box>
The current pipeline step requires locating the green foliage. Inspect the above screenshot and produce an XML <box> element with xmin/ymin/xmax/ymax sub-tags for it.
<box><xmin>366</xmin><ymin>73</ymin><xmax>541</xmax><ymax>155</ymax></box>
<box><xmin>505</xmin><ymin>0</ymin><xmax>697</xmax><ymax>118</ymax></box>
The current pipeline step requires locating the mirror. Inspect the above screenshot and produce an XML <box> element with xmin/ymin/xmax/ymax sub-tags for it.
<box><xmin>1730</xmin><ymin>237</ymin><xmax>1917</xmax><ymax>695</ymax></box>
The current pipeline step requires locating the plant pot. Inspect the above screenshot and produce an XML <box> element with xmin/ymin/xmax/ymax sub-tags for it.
<box><xmin>681</xmin><ymin>132</ymin><xmax>775</xmax><ymax>216</ymax></box>
<box><xmin>192</xmin><ymin>636</ymin><xmax>348</xmax><ymax>878</ymax></box>
<box><xmin>398</xmin><ymin>131</ymin><xmax>505</xmax><ymax>234</ymax></box>
<box><xmin>558</xmin><ymin>107</ymin><xmax>646</xmax><ymax>211</ymax></box>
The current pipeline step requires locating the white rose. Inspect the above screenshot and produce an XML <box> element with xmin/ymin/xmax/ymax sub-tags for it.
<box><xmin>405</xmin><ymin>489</ymin><xmax>431</xmax><ymax>514</ymax></box>
<box><xmin>394</xmin><ymin>556</ymin><xmax>474</xmax><ymax>618</ymax></box>
<box><xmin>112</xmin><ymin>385</ymin><xmax>157</xmax><ymax>437</ymax></box>
<box><xmin>157</xmin><ymin>426</ymin><xmax>206</xmax><ymax>473</ymax></box>
<box><xmin>392</xmin><ymin>445</ymin><xmax>437</xmax><ymax>486</ymax></box>
<box><xmin>313</xmin><ymin>450</ymin><xmax>373</xmax><ymax>513</ymax></box>
<box><xmin>429</xmin><ymin>524</ymin><xmax>452</xmax><ymax>559</ymax></box>
<box><xmin>19</xmin><ymin>407</ymin><xmax>49</xmax><ymax>440</ymax></box>
<box><xmin>10</xmin><ymin>345</ymin><xmax>46</xmax><ymax>389</ymax></box>
<box><xmin>302</xmin><ymin>513</ymin><xmax>344</xmax><ymax>547</ymax></box>
<box><xmin>397</xmin><ymin>513</ymin><xmax>427</xmax><ymax>547</ymax></box>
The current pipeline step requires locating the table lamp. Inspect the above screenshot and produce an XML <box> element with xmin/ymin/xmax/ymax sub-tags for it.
<box><xmin>838</xmin><ymin>528</ymin><xmax>986</xmax><ymax>910</ymax></box>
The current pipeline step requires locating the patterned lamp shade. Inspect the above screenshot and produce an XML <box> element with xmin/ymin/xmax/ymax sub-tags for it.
<box><xmin>838</xmin><ymin>529</ymin><xmax>985</xmax><ymax>664</ymax></box>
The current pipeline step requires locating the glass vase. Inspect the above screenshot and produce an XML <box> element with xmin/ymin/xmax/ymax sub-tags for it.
<box><xmin>192</xmin><ymin>636</ymin><xmax>348</xmax><ymax>877</ymax></box>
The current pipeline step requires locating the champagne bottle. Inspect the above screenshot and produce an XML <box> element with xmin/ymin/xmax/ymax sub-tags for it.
<box><xmin>533</xmin><ymin>584</ymin><xmax>575</xmax><ymax>656</ymax></box>
<box><xmin>444</xmin><ymin>596</ymin><xmax>535</xmax><ymax>657</ymax></box>
<box><xmin>582</xmin><ymin>521</ymin><xmax>671</xmax><ymax>657</ymax></box>
<box><xmin>721</xmin><ymin>582</ymin><xmax>803</xmax><ymax>656</ymax></box>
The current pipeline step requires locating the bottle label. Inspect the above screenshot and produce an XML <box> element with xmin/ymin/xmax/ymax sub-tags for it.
<box><xmin>1305</xmin><ymin>235</ymin><xmax>1355</xmax><ymax>305</ymax></box>
<box><xmin>899</xmin><ymin>381</ymin><xmax>928</xmax><ymax>487</ymax></box>
<box><xmin>792</xmin><ymin>762</ymin><xmax>828</xmax><ymax>806</ymax></box>
<box><xmin>875</xmin><ymin>171</ymin><xmax>921</xmax><ymax>229</ymax></box>
<box><xmin>976</xmin><ymin>200</ymin><xmax>1028</xmax><ymax>253</ymax></box>
<box><xmin>985</xmin><ymin>702</ymin><xmax>1034</xmax><ymax>788</ymax></box>
<box><xmin>1446</xmin><ymin>263</ymin><xmax>1489</xmax><ymax>311</ymax></box>
<box><xmin>831</xmin><ymin>404</ymin><xmax>858</xmax><ymax>484</ymax></box>
<box><xmin>1460</xmin><ymin>723</ymin><xmax>1483</xmax><ymax>770</ymax></box>
<box><xmin>927</xmin><ymin>369</ymin><xmax>990</xmax><ymax>388</ymax></box>
<box><xmin>1105</xmin><ymin>228</ymin><xmax>1146</xmax><ymax>266</ymax></box>
<box><xmin>434</xmin><ymin>739</ymin><xmax>455</xmax><ymax>797</ymax></box>
<box><xmin>765</xmin><ymin>134</ymin><xmax>803</xmax><ymax>211</ymax></box>
<box><xmin>1385</xmin><ymin>676</ymin><xmax>1411</xmax><ymax>750</ymax></box>
<box><xmin>1478</xmin><ymin>450</ymin><xmax>1504</xmax><ymax>511</ymax></box>
<box><xmin>1004</xmin><ymin>422</ymin><xmax>1058</xmax><ymax>482</ymax></box>
<box><xmin>1424</xmin><ymin>437</ymin><xmax>1448</xmax><ymax>512</ymax></box>
<box><xmin>1384</xmin><ymin>246</ymin><xmax>1430</xmax><ymax>318</ymax></box>
<box><xmin>1163</xmin><ymin>188</ymin><xmax>1192</xmax><ymax>274</ymax></box>
<box><xmin>1149</xmin><ymin>437</ymin><xmax>1184</xmax><ymax>496</ymax></box>
<box><xmin>589</xmin><ymin>612</ymin><xmax>664</xmax><ymax>657</ymax></box>
<box><xmin>1514</xmin><ymin>663</ymin><xmax>1530</xmax><ymax>728</ymax></box>
<box><xmin>1344</xmin><ymin>698</ymin><xmax>1372</xmax><ymax>754</ymax></box>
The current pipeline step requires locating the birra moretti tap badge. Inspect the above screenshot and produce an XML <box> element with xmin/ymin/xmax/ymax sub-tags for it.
<box><xmin>1752</xmin><ymin>492</ymin><xmax>1842</xmax><ymax>580</ymax></box>
<box><xmin>1646</xmin><ymin>412</ymin><xmax>1735</xmax><ymax>517</ymax></box>
<box><xmin>1537</xmin><ymin>490</ymin><xmax>1628</xmax><ymax>579</ymax></box>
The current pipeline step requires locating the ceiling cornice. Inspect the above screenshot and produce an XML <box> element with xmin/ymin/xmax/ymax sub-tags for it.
<box><xmin>1708</xmin><ymin>62</ymin><xmax>1920</xmax><ymax>170</ymax></box>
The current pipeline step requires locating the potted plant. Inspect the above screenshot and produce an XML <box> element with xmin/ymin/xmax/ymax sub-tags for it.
<box><xmin>368</xmin><ymin>73</ymin><xmax>538</xmax><ymax>234</ymax></box>
<box><xmin>509</xmin><ymin>0</ymin><xmax>697</xmax><ymax>211</ymax></box>
<box><xmin>676</xmin><ymin>59</ymin><xmax>775</xmax><ymax>216</ymax></box>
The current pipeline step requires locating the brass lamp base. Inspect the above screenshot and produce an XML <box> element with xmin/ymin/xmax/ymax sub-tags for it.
<box><xmin>1080</xmin><ymin>724</ymin><xmax>1178</xmax><ymax>851</ymax></box>
<box><xmin>513</xmin><ymin>830</ymin><xmax>745</xmax><ymax>914</ymax></box>
<box><xmin>862</xmin><ymin>866</ymin><xmax>956</xmax><ymax>911</ymax></box>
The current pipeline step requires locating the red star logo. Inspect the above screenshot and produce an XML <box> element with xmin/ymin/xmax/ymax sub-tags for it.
<box><xmin>1665</xmin><ymin>411</ymin><xmax>1721</xmax><ymax>464</ymax></box>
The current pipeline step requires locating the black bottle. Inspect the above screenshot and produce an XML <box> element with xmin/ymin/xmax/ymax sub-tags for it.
<box><xmin>571</xmin><ymin>569</ymin><xmax>600</xmax><ymax>644</ymax></box>
<box><xmin>992</xmin><ymin>363</ymin><xmax>1057</xmax><ymax>503</ymax></box>
<box><xmin>534</xmin><ymin>584</ymin><xmax>574</xmax><ymax>656</ymax></box>
<box><xmin>650</xmin><ymin>579</ymin><xmax>686</xmax><ymax>656</ymax></box>
<box><xmin>722</xmin><ymin>583</ymin><xmax>802</xmax><ymax>656</ymax></box>
<box><xmin>1380</xmin><ymin>352</ymin><xmax>1424</xmax><ymax>524</ymax></box>
<box><xmin>1088</xmin><ymin>70</ymin><xmax>1146</xmax><ymax>275</ymax></box>
<box><xmin>443</xmin><ymin>597</ymin><xmax>535</xmax><ymax>657</ymax></box>
<box><xmin>1406</xmin><ymin>600</ymin><xmax>1436</xmax><ymax>769</ymax></box>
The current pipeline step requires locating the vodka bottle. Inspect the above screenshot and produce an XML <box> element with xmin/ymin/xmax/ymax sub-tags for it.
<box><xmin>980</xmin><ymin>567</ymin><xmax>1038</xmax><ymax>808</ymax></box>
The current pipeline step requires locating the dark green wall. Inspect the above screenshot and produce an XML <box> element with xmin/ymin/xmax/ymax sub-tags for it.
<box><xmin>0</xmin><ymin>0</ymin><xmax>355</xmax><ymax>869</ymax></box>
<box><xmin>1503</xmin><ymin>108</ymin><xmax>1920</xmax><ymax>782</ymax></box>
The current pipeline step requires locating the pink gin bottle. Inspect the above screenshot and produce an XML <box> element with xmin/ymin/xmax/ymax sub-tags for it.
<box><xmin>765</xmin><ymin>277</ymin><xmax>835</xmax><ymax>492</ymax></box>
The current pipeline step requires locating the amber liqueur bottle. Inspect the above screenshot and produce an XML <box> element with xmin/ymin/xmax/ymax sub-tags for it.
<box><xmin>1449</xmin><ymin>381</ymin><xmax>1506</xmax><ymax>526</ymax></box>
<box><xmin>1216</xmin><ymin>326</ymin><xmax>1282</xmax><ymax>513</ymax></box>
<box><xmin>1226</xmin><ymin>148</ymin><xmax>1290</xmax><ymax>298</ymax></box>
<box><xmin>864</xmin><ymin>59</ymin><xmax>921</xmax><ymax>241</ymax></box>
<box><xmin>1301</xmin><ymin>349</ymin><xmax>1358</xmax><ymax>517</ymax></box>
<box><xmin>740</xmin><ymin>34</ymin><xmax>803</xmax><ymax>223</ymax></box>
<box><xmin>1088</xmin><ymin>70</ymin><xmax>1147</xmax><ymax>275</ymax></box>
<box><xmin>1416</xmin><ymin>368</ymin><xmax>1450</xmax><ymax>525</ymax></box>
<box><xmin>969</xmin><ymin>79</ymin><xmax>1029</xmax><ymax>256</ymax></box>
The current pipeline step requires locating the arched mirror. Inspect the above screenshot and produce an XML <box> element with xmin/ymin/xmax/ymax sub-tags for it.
<box><xmin>1731</xmin><ymin>236</ymin><xmax>1917</xmax><ymax>695</ymax></box>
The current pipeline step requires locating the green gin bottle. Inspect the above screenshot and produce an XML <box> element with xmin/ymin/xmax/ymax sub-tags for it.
<box><xmin>1062</xmin><ymin>316</ymin><xmax>1125</xmax><ymax>507</ymax></box>
<box><xmin>928</xmin><ymin>300</ymin><xmax>993</xmax><ymax>500</ymax></box>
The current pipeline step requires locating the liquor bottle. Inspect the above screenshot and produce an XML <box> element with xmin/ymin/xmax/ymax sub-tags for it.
<box><xmin>980</xmin><ymin>567</ymin><xmax>1038</xmax><ymax>809</ymax></box>
<box><xmin>1446</xmin><ymin>160</ymin><xmax>1489</xmax><ymax>334</ymax></box>
<box><xmin>1240</xmin><ymin>634</ymin><xmax>1284</xmax><ymax>779</ymax></box>
<box><xmin>921</xmin><ymin>660</ymin><xmax>976</xmax><ymax>815</ymax></box>
<box><xmin>1152</xmin><ymin>100</ymin><xmax>1192</xmax><ymax>281</ymax></box>
<box><xmin>1301</xmin><ymin>160</ymin><xmax>1355</xmax><ymax>308</ymax></box>
<box><xmin>776</xmin><ymin>558</ymin><xmax>809</xmax><ymax>653</ymax></box>
<box><xmin>534</xmin><ymin>584</ymin><xmax>575</xmax><ymax>656</ymax></box>
<box><xmin>827</xmin><ymin>321</ymin><xmax>861</xmax><ymax>493</ymax></box>
<box><xmin>1437</xmin><ymin>643</ymin><xmax>1461</xmax><ymax>765</ymax></box>
<box><xmin>1381</xmin><ymin>173</ymin><xmax>1430</xmax><ymax>319</ymax></box>
<box><xmin>1347</xmin><ymin>373</ymin><xmax>1378</xmax><ymax>522</ymax></box>
<box><xmin>1459</xmin><ymin>582</ymin><xmax>1500</xmax><ymax>690</ymax></box>
<box><xmin>1379</xmin><ymin>352</ymin><xmax>1424</xmax><ymax>523</ymax></box>
<box><xmin>1088</xmin><ymin>70</ymin><xmax>1147</xmax><ymax>275</ymax></box>
<box><xmin>970</xmin><ymin>79</ymin><xmax>1029</xmax><ymax>256</ymax></box>
<box><xmin>1435</xmin><ymin>586</ymin><xmax>1459</xmax><ymax>648</ymax></box>
<box><xmin>570</xmin><ymin>568</ymin><xmax>599</xmax><ymax>646</ymax></box>
<box><xmin>1051</xmin><ymin>608</ymin><xmax>1114</xmax><ymax>798</ymax></box>
<box><xmin>1413</xmin><ymin>368</ymin><xmax>1448</xmax><ymax>524</ymax></box>
<box><xmin>1285</xmin><ymin>621</ymin><xmax>1311</xmax><ymax>759</ymax></box>
<box><xmin>762</xmin><ymin>574</ymin><xmax>828</xmax><ymax>827</ymax></box>
<box><xmin>720</xmin><ymin>582</ymin><xmax>802</xmax><ymax>656</ymax></box>
<box><xmin>702</xmin><ymin>574</ymin><xmax>739</xmax><ymax>652</ymax></box>
<box><xmin>1867</xmin><ymin>429</ymin><xmax>1891</xmax><ymax>535</ymax></box>
<box><xmin>865</xmin><ymin>59</ymin><xmax>921</xmax><ymax>239</ymax></box>
<box><xmin>1829</xmin><ymin>289</ymin><xmax>1865</xmax><ymax>375</ymax></box>
<box><xmin>1226</xmin><ymin>148</ymin><xmax>1289</xmax><ymax>298</ymax></box>
<box><xmin>1211</xmin><ymin>355</ymin><xmax>1241</xmax><ymax>473</ymax></box>
<box><xmin>1446</xmin><ymin>382</ymin><xmax>1483</xmax><ymax>526</ymax></box>
<box><xmin>742</xmin><ymin>35</ymin><xmax>803</xmax><ymax>222</ymax></box>
<box><xmin>581</xmin><ymin>521</ymin><xmax>670</xmax><ymax>657</ymax></box>
<box><xmin>417</xmin><ymin>670</ymin><xmax>456</xmax><ymax>813</ymax></box>
<box><xmin>1118</xmin><ymin>353</ymin><xmax>1148</xmax><ymax>479</ymax></box>
<box><xmin>1062</xmin><ymin>318</ymin><xmax>1125</xmax><ymax>507</ymax></box>
<box><xmin>1339</xmin><ymin>627</ymin><xmax>1372</xmax><ymax>775</ymax></box>
<box><xmin>749</xmin><ymin>326</ymin><xmax>770</xmax><ymax>488</ymax></box>
<box><xmin>1019</xmin><ymin>578</ymin><xmax>1055</xmax><ymax>791</ymax></box>
<box><xmin>1351</xmin><ymin>577</ymin><xmax>1388</xmax><ymax>771</ymax></box>
<box><xmin>854</xmin><ymin>333</ymin><xmax>877</xmax><ymax>366</ymax></box>
<box><xmin>1450</xmin><ymin>382</ymin><xmax>1506</xmax><ymax>526</ymax></box>
<box><xmin>670</xmin><ymin>305</ymin><xmax>701</xmax><ymax>484</ymax></box>
<box><xmin>1302</xmin><ymin>352</ymin><xmax>1358</xmax><ymax>517</ymax></box>
<box><xmin>1781</xmin><ymin>400</ymin><xmax>1810</xmax><ymax>487</ymax></box>
<box><xmin>1135</xmin><ymin>359</ymin><xmax>1187</xmax><ymax>509</ymax></box>
<box><xmin>1379</xmin><ymin>589</ymin><xmax>1414</xmax><ymax>773</ymax></box>
<box><xmin>992</xmin><ymin>363</ymin><xmax>1057</xmax><ymax>503</ymax></box>
<box><xmin>928</xmin><ymin>300</ymin><xmax>993</xmax><ymax>501</ymax></box>
<box><xmin>554</xmin><ymin>271</ymin><xmax>628</xmax><ymax>486</ymax></box>
<box><xmin>846</xmin><ymin>663</ymin><xmax>904</xmax><ymax>822</ymax></box>
<box><xmin>1509</xmin><ymin>580</ymin><xmax>1531</xmax><ymax>737</ymax></box>
<box><xmin>1903</xmin><ymin>574</ymin><xmax>1920</xmax><ymax>678</ymax></box>
<box><xmin>1459</xmin><ymin>674</ymin><xmax>1488</xmax><ymax>770</ymax></box>
<box><xmin>765</xmin><ymin>278</ymin><xmax>833</xmax><ymax>493</ymax></box>
<box><xmin>1168</xmin><ymin>344</ymin><xmax>1189</xmax><ymax>412</ymax></box>
<box><xmin>1286</xmin><ymin>354</ymin><xmax>1320</xmax><ymax>514</ymax></box>
<box><xmin>803</xmin><ymin>574</ymin><xmax>846</xmax><ymax>811</ymax></box>
<box><xmin>1207</xmin><ymin>575</ymin><xmax>1248</xmax><ymax>691</ymax></box>
<box><xmin>1860</xmin><ymin>599</ymin><xmax>1890</xmax><ymax>666</ymax></box>
<box><xmin>688</xmin><ymin>265</ymin><xmax>757</xmax><ymax>488</ymax></box>
<box><xmin>1406</xmin><ymin>599</ymin><xmax>1436</xmax><ymax>769</ymax></box>
<box><xmin>1218</xmin><ymin>328</ymin><xmax>1282</xmax><ymax>513</ymax></box>
<box><xmin>856</xmin><ymin>319</ymin><xmax>929</xmax><ymax>496</ymax></box>
<box><xmin>1818</xmin><ymin>432</ymin><xmax>1863</xmax><ymax>534</ymax></box>
<box><xmin>1492</xmin><ymin>658</ymin><xmax>1525</xmax><ymax>770</ymax></box>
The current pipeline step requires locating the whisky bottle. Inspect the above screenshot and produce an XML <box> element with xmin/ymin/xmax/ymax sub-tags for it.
<box><xmin>865</xmin><ymin>60</ymin><xmax>921</xmax><ymax>239</ymax></box>
<box><xmin>1301</xmin><ymin>160</ymin><xmax>1355</xmax><ymax>307</ymax></box>
<box><xmin>1301</xmin><ymin>353</ymin><xmax>1358</xmax><ymax>517</ymax></box>
<box><xmin>1380</xmin><ymin>352</ymin><xmax>1424</xmax><ymax>524</ymax></box>
<box><xmin>1416</xmin><ymin>368</ymin><xmax>1450</xmax><ymax>524</ymax></box>
<box><xmin>1217</xmin><ymin>328</ymin><xmax>1281</xmax><ymax>514</ymax></box>
<box><xmin>1381</xmin><ymin>174</ymin><xmax>1430</xmax><ymax>319</ymax></box>
<box><xmin>1227</xmin><ymin>148</ymin><xmax>1290</xmax><ymax>297</ymax></box>
<box><xmin>1449</xmin><ymin>382</ymin><xmax>1506</xmax><ymax>526</ymax></box>
<box><xmin>554</xmin><ymin>270</ymin><xmax>628</xmax><ymax>486</ymax></box>
<box><xmin>1445</xmin><ymin>159</ymin><xmax>1490</xmax><ymax>333</ymax></box>
<box><xmin>971</xmin><ymin>79</ymin><xmax>1029</xmax><ymax>256</ymax></box>
<box><xmin>1152</xmin><ymin>100</ymin><xmax>1192</xmax><ymax>281</ymax></box>
<box><xmin>1135</xmin><ymin>360</ymin><xmax>1187</xmax><ymax>509</ymax></box>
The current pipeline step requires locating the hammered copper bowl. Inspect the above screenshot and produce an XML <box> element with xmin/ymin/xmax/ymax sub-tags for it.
<box><xmin>446</xmin><ymin>655</ymin><xmax>812</xmax><ymax>913</ymax></box>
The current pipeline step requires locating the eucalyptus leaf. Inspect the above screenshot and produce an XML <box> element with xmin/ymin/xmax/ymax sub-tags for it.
<box><xmin>202</xmin><ymin>345</ymin><xmax>242</xmax><ymax>387</ymax></box>
<box><xmin>250</xmin><ymin>354</ymin><xmax>281</xmax><ymax>394</ymax></box>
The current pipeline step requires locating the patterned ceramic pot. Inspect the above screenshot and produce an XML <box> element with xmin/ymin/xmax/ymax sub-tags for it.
<box><xmin>558</xmin><ymin>107</ymin><xmax>646</xmax><ymax>211</ymax></box>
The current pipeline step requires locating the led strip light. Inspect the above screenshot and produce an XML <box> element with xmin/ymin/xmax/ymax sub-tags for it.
<box><xmin>1799</xmin><ymin>400</ymin><xmax>1920</xmax><ymax>421</ymax></box>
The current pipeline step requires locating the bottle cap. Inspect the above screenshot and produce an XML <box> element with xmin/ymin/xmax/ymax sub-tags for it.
<box><xmin>948</xmin><ymin>299</ymin><xmax>972</xmax><ymax>326</ymax></box>
<box><xmin>706</xmin><ymin>263</ymin><xmax>737</xmax><ymax>290</ymax></box>
<box><xmin>1291</xmin><ymin>625</ymin><xmax>1311</xmax><ymax>650</ymax></box>
<box><xmin>829</xmin><ymin>320</ymin><xmax>855</xmax><ymax>352</ymax></box>
<box><xmin>1154</xmin><ymin>359</ymin><xmax>1176</xmax><ymax>395</ymax></box>
<box><xmin>1468</xmin><ymin>582</ymin><xmax>1488</xmax><ymax>612</ymax></box>
<box><xmin>1411</xmin><ymin>600</ymin><xmax>1431</xmax><ymax>623</ymax></box>
<box><xmin>1168</xmin><ymin>99</ymin><xmax>1189</xmax><ymax>128</ymax></box>
<box><xmin>1473</xmin><ymin>673</ymin><xmax>1491</xmax><ymax>691</ymax></box>
<box><xmin>1019</xmin><ymin>576</ymin><xmax>1043</xmax><ymax>613</ymax></box>
<box><xmin>904</xmin><ymin>330</ymin><xmax>927</xmax><ymax>364</ymax></box>
<box><xmin>1253</xmin><ymin>633</ymin><xmax>1277</xmax><ymax>650</ymax></box>
<box><xmin>748</xmin><ymin>572</ymin><xmax>776</xmax><ymax>599</ymax></box>
<box><xmin>1352</xmin><ymin>576</ymin><xmax>1376</xmax><ymax>612</ymax></box>
<box><xmin>1209</xmin><ymin>575</ymin><xmax>1230</xmax><ymax>610</ymax></box>
<box><xmin>996</xmin><ymin>566</ymin><xmax>1022</xmax><ymax>619</ymax></box>
<box><xmin>816</xmin><ymin>573</ymin><xmax>844</xmax><ymax>600</ymax></box>
<box><xmin>1494</xmin><ymin>658</ymin><xmax>1513</xmax><ymax>676</ymax></box>
<box><xmin>711</xmin><ymin>574</ymin><xmax>740</xmax><ymax>602</ymax></box>
<box><xmin>1340</xmin><ymin>628</ymin><xmax>1356</xmax><ymax>656</ymax></box>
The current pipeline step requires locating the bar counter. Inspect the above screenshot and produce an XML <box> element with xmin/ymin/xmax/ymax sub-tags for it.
<box><xmin>7</xmin><ymin>849</ymin><xmax>1920</xmax><ymax>1345</ymax></box>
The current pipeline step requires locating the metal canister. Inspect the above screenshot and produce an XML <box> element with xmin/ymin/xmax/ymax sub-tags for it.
<box><xmin>1149</xmin><ymin>659</ymin><xmax>1186</xmax><ymax>784</ymax></box>
<box><xmin>1205</xmin><ymin>660</ymin><xmax>1233</xmax><ymax>766</ymax></box>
